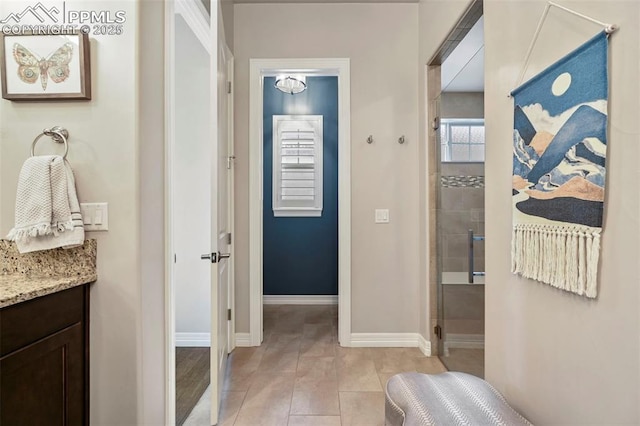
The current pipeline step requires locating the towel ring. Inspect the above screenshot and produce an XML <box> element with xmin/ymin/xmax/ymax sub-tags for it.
<box><xmin>31</xmin><ymin>127</ymin><xmax>69</xmax><ymax>159</ymax></box>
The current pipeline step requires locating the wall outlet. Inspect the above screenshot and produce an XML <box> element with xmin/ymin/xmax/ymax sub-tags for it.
<box><xmin>375</xmin><ymin>209</ymin><xmax>389</xmax><ymax>224</ymax></box>
<box><xmin>80</xmin><ymin>203</ymin><xmax>109</xmax><ymax>231</ymax></box>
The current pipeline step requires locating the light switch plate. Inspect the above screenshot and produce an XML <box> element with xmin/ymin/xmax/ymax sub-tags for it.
<box><xmin>80</xmin><ymin>203</ymin><xmax>109</xmax><ymax>231</ymax></box>
<box><xmin>375</xmin><ymin>209</ymin><xmax>389</xmax><ymax>224</ymax></box>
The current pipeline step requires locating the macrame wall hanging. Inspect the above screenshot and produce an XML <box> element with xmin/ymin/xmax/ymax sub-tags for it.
<box><xmin>510</xmin><ymin>2</ymin><xmax>618</xmax><ymax>298</ymax></box>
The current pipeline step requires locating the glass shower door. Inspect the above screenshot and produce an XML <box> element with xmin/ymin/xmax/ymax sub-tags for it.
<box><xmin>436</xmin><ymin>112</ymin><xmax>486</xmax><ymax>378</ymax></box>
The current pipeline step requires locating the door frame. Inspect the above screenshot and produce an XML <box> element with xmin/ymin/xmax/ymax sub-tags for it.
<box><xmin>248</xmin><ymin>58</ymin><xmax>352</xmax><ymax>346</ymax></box>
<box><xmin>425</xmin><ymin>0</ymin><xmax>483</xmax><ymax>356</ymax></box>
<box><xmin>164</xmin><ymin>0</ymin><xmax>222</xmax><ymax>423</ymax></box>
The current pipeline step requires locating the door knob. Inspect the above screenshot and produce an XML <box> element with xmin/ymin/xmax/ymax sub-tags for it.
<box><xmin>201</xmin><ymin>253</ymin><xmax>218</xmax><ymax>263</ymax></box>
<box><xmin>201</xmin><ymin>252</ymin><xmax>229</xmax><ymax>263</ymax></box>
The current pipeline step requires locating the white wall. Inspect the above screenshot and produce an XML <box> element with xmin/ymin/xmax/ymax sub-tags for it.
<box><xmin>233</xmin><ymin>3</ymin><xmax>420</xmax><ymax>335</ymax></box>
<box><xmin>483</xmin><ymin>1</ymin><xmax>640</xmax><ymax>423</ymax></box>
<box><xmin>0</xmin><ymin>1</ymin><xmax>142</xmax><ymax>424</ymax></box>
<box><xmin>138</xmin><ymin>0</ymin><xmax>166</xmax><ymax>423</ymax></box>
<box><xmin>0</xmin><ymin>0</ymin><xmax>168</xmax><ymax>423</ymax></box>
<box><xmin>173</xmin><ymin>14</ymin><xmax>212</xmax><ymax>341</ymax></box>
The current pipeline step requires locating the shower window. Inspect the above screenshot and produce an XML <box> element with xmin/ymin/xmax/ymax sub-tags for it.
<box><xmin>272</xmin><ymin>115</ymin><xmax>324</xmax><ymax>217</ymax></box>
<box><xmin>440</xmin><ymin>119</ymin><xmax>485</xmax><ymax>162</ymax></box>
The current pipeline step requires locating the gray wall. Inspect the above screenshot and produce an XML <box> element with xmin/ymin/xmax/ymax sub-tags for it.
<box><xmin>420</xmin><ymin>0</ymin><xmax>639</xmax><ymax>422</ymax></box>
<box><xmin>221</xmin><ymin>0</ymin><xmax>233</xmax><ymax>50</ymax></box>
<box><xmin>234</xmin><ymin>3</ymin><xmax>420</xmax><ymax>334</ymax></box>
<box><xmin>484</xmin><ymin>0</ymin><xmax>640</xmax><ymax>423</ymax></box>
<box><xmin>441</xmin><ymin>92</ymin><xmax>484</xmax><ymax>119</ymax></box>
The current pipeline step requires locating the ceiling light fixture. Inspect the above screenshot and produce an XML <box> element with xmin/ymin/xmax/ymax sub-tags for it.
<box><xmin>275</xmin><ymin>75</ymin><xmax>307</xmax><ymax>95</ymax></box>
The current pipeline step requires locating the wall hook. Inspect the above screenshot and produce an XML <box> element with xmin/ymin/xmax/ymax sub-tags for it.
<box><xmin>366</xmin><ymin>135</ymin><xmax>374</xmax><ymax>144</ymax></box>
<box><xmin>398</xmin><ymin>135</ymin><xmax>405</xmax><ymax>145</ymax></box>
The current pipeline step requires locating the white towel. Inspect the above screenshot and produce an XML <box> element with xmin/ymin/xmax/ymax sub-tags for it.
<box><xmin>7</xmin><ymin>155</ymin><xmax>85</xmax><ymax>253</ymax></box>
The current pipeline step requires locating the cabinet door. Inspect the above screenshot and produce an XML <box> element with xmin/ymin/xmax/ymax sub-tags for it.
<box><xmin>1</xmin><ymin>323</ymin><xmax>84</xmax><ymax>426</ymax></box>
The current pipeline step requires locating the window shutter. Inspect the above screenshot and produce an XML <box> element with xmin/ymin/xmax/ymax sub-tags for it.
<box><xmin>280</xmin><ymin>128</ymin><xmax>316</xmax><ymax>201</ymax></box>
<box><xmin>273</xmin><ymin>115</ymin><xmax>323</xmax><ymax>217</ymax></box>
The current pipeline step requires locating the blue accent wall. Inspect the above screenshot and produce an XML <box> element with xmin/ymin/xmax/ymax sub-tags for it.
<box><xmin>263</xmin><ymin>76</ymin><xmax>338</xmax><ymax>295</ymax></box>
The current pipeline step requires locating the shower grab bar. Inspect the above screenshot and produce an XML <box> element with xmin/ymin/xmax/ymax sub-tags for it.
<box><xmin>468</xmin><ymin>229</ymin><xmax>485</xmax><ymax>284</ymax></box>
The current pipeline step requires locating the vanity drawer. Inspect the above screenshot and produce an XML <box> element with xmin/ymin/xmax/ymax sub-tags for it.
<box><xmin>0</xmin><ymin>285</ymin><xmax>85</xmax><ymax>357</ymax></box>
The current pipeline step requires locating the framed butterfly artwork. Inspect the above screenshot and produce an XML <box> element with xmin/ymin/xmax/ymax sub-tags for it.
<box><xmin>1</xmin><ymin>32</ymin><xmax>91</xmax><ymax>101</ymax></box>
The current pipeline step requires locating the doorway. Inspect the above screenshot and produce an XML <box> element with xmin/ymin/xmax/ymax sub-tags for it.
<box><xmin>165</xmin><ymin>1</ymin><xmax>234</xmax><ymax>425</ymax></box>
<box><xmin>172</xmin><ymin>8</ymin><xmax>213</xmax><ymax>426</ymax></box>
<box><xmin>263</xmin><ymin>75</ymin><xmax>339</xmax><ymax>297</ymax></box>
<box><xmin>248</xmin><ymin>59</ymin><xmax>352</xmax><ymax>347</ymax></box>
<box><xmin>261</xmin><ymin>75</ymin><xmax>339</xmax><ymax>342</ymax></box>
<box><xmin>427</xmin><ymin>0</ymin><xmax>486</xmax><ymax>378</ymax></box>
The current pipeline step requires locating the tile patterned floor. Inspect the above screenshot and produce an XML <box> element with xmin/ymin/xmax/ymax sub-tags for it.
<box><xmin>439</xmin><ymin>348</ymin><xmax>484</xmax><ymax>379</ymax></box>
<box><xmin>183</xmin><ymin>304</ymin><xmax>448</xmax><ymax>426</ymax></box>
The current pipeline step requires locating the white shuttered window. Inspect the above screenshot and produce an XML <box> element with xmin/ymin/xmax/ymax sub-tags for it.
<box><xmin>273</xmin><ymin>115</ymin><xmax>323</xmax><ymax>217</ymax></box>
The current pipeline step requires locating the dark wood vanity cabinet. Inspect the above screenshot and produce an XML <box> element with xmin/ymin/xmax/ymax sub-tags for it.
<box><xmin>0</xmin><ymin>285</ymin><xmax>89</xmax><ymax>426</ymax></box>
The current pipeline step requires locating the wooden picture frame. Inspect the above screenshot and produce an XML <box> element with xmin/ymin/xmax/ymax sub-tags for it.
<box><xmin>1</xmin><ymin>32</ymin><xmax>91</xmax><ymax>101</ymax></box>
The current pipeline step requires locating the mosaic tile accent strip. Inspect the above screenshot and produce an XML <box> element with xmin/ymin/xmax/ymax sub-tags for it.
<box><xmin>441</xmin><ymin>175</ymin><xmax>485</xmax><ymax>188</ymax></box>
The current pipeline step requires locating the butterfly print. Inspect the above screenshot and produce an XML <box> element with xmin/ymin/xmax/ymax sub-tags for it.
<box><xmin>12</xmin><ymin>42</ymin><xmax>74</xmax><ymax>91</ymax></box>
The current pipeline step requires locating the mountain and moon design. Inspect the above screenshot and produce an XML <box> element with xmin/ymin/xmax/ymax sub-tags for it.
<box><xmin>510</xmin><ymin>31</ymin><xmax>609</xmax><ymax>298</ymax></box>
<box><xmin>512</xmin><ymin>32</ymin><xmax>608</xmax><ymax>229</ymax></box>
<box><xmin>513</xmin><ymin>103</ymin><xmax>606</xmax><ymax>227</ymax></box>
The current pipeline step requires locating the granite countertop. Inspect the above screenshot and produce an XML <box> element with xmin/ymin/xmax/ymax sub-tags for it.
<box><xmin>0</xmin><ymin>239</ymin><xmax>97</xmax><ymax>309</ymax></box>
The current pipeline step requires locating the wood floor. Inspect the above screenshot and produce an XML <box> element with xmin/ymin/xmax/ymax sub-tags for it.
<box><xmin>176</xmin><ymin>347</ymin><xmax>210</xmax><ymax>426</ymax></box>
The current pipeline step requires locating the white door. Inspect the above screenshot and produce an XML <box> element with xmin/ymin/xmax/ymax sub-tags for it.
<box><xmin>170</xmin><ymin>2</ymin><xmax>216</xmax><ymax>424</ymax></box>
<box><xmin>209</xmin><ymin>14</ymin><xmax>234</xmax><ymax>426</ymax></box>
<box><xmin>225</xmin><ymin>51</ymin><xmax>236</xmax><ymax>354</ymax></box>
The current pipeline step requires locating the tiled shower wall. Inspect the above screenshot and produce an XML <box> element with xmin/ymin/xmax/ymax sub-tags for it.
<box><xmin>443</xmin><ymin>285</ymin><xmax>484</xmax><ymax>335</ymax></box>
<box><xmin>438</xmin><ymin>93</ymin><xmax>486</xmax><ymax>342</ymax></box>
<box><xmin>440</xmin><ymin>162</ymin><xmax>485</xmax><ymax>339</ymax></box>
<box><xmin>439</xmin><ymin>163</ymin><xmax>485</xmax><ymax>273</ymax></box>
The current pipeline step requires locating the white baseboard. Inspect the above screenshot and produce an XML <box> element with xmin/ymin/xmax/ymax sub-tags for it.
<box><xmin>235</xmin><ymin>333</ymin><xmax>252</xmax><ymax>347</ymax></box>
<box><xmin>175</xmin><ymin>332</ymin><xmax>210</xmax><ymax>347</ymax></box>
<box><xmin>263</xmin><ymin>295</ymin><xmax>338</xmax><ymax>305</ymax></box>
<box><xmin>179</xmin><ymin>331</ymin><xmax>434</xmax><ymax>354</ymax></box>
<box><xmin>350</xmin><ymin>333</ymin><xmax>425</xmax><ymax>348</ymax></box>
<box><xmin>418</xmin><ymin>334</ymin><xmax>432</xmax><ymax>356</ymax></box>
<box><xmin>443</xmin><ymin>333</ymin><xmax>484</xmax><ymax>356</ymax></box>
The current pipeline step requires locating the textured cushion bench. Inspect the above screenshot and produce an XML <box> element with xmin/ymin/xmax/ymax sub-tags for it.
<box><xmin>385</xmin><ymin>372</ymin><xmax>532</xmax><ymax>426</ymax></box>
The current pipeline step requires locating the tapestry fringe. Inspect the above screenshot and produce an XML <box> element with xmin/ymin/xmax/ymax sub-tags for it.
<box><xmin>511</xmin><ymin>224</ymin><xmax>600</xmax><ymax>298</ymax></box>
